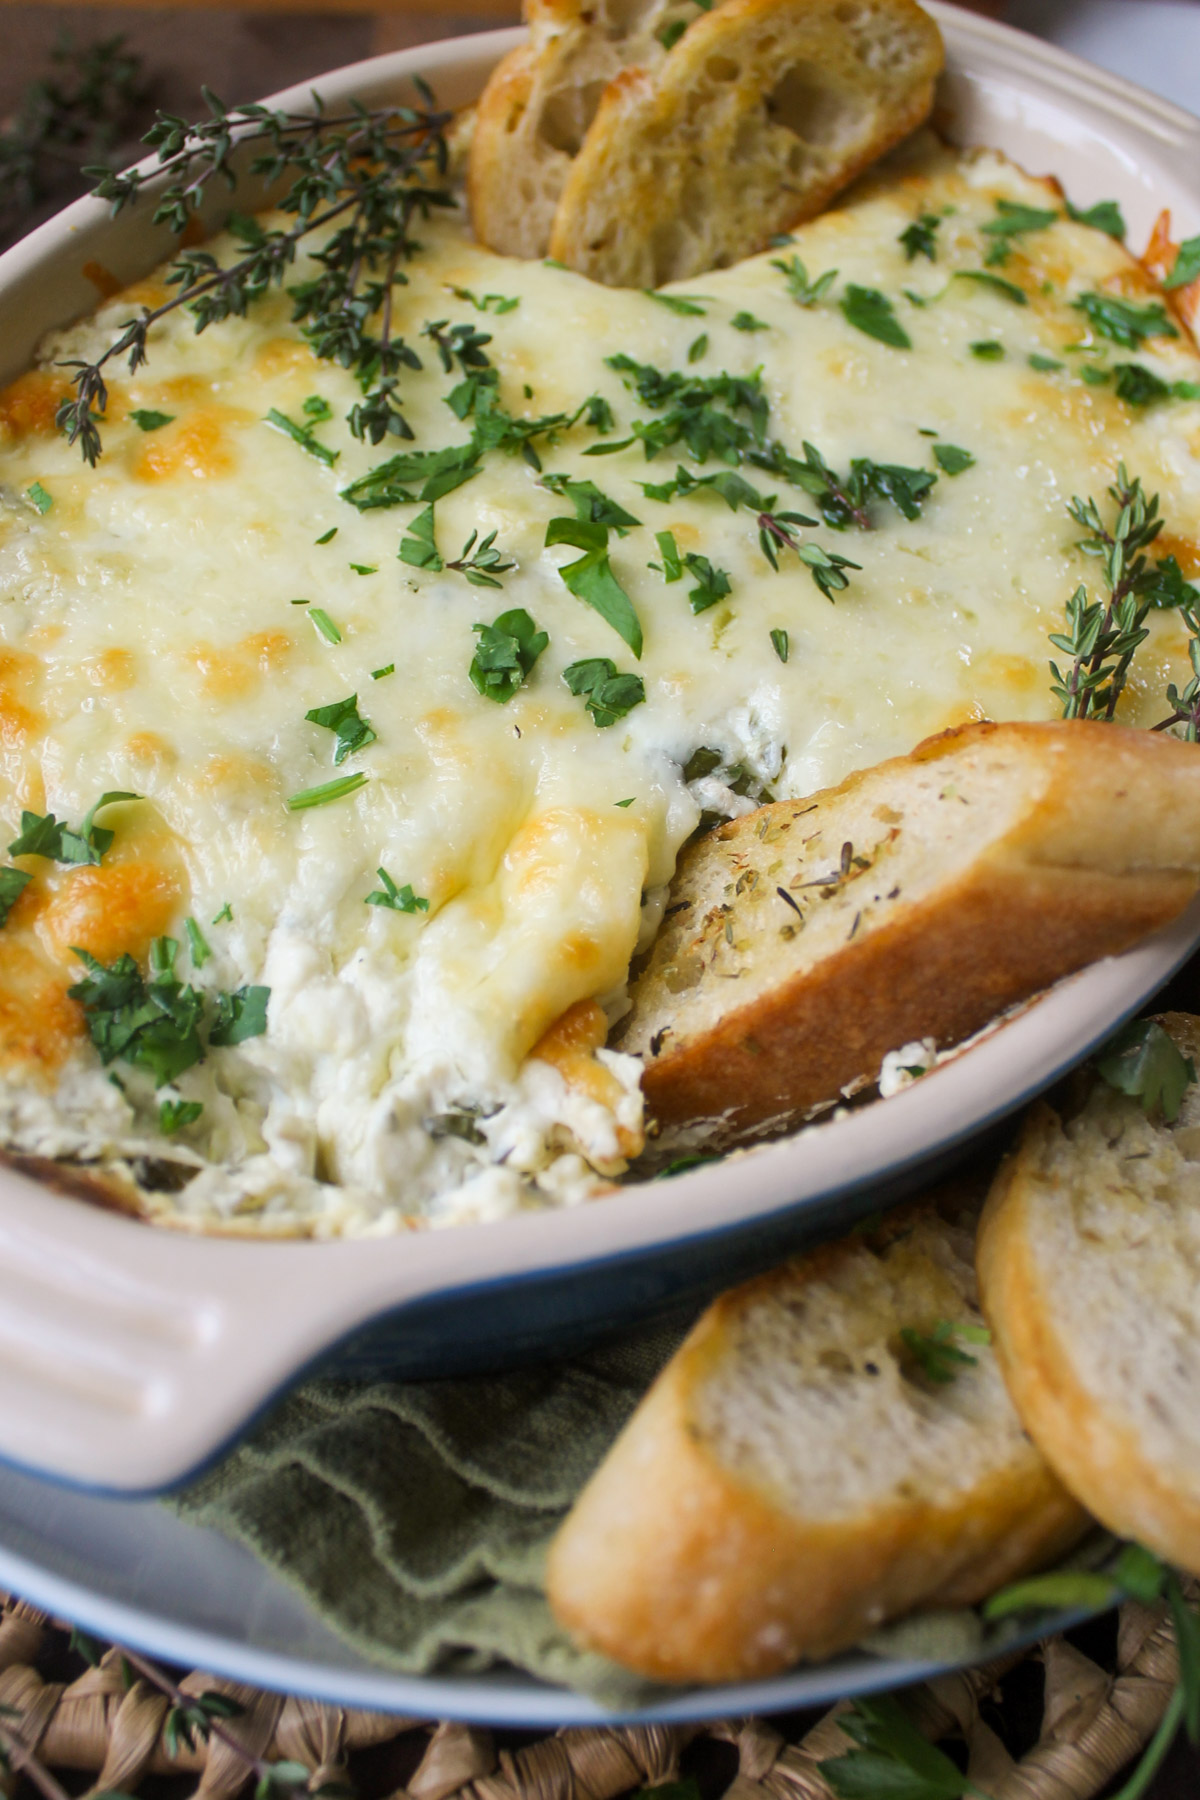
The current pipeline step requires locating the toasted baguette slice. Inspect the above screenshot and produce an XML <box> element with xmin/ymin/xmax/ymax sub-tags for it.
<box><xmin>468</xmin><ymin>0</ymin><xmax>731</xmax><ymax>262</ymax></box>
<box><xmin>618</xmin><ymin>721</ymin><xmax>1200</xmax><ymax>1151</ymax></box>
<box><xmin>547</xmin><ymin>1194</ymin><xmax>1089</xmax><ymax>1683</ymax></box>
<box><xmin>977</xmin><ymin>1015</ymin><xmax>1200</xmax><ymax>1575</ymax></box>
<box><xmin>547</xmin><ymin>0</ymin><xmax>944</xmax><ymax>286</ymax></box>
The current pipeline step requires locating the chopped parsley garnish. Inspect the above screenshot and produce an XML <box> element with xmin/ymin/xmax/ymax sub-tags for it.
<box><xmin>341</xmin><ymin>444</ymin><xmax>481</xmax><ymax>511</ymax></box>
<box><xmin>980</xmin><ymin>198</ymin><xmax>1058</xmax><ymax>263</ymax></box>
<box><xmin>309</xmin><ymin>608</ymin><xmax>341</xmax><ymax>645</ymax></box>
<box><xmin>159</xmin><ymin>1098</ymin><xmax>203</xmax><ymax>1134</ymax></box>
<box><xmin>657</xmin><ymin>18</ymin><xmax>688</xmax><ymax>48</ymax></box>
<box><xmin>1073</xmin><ymin>291</ymin><xmax>1177</xmax><ymax>348</ymax></box>
<box><xmin>1114</xmin><ymin>362</ymin><xmax>1169</xmax><ymax>407</ymax></box>
<box><xmin>446</xmin><ymin>286</ymin><xmax>519</xmax><ymax>314</ymax></box>
<box><xmin>840</xmin><ymin>285</ymin><xmax>911</xmax><ymax>349</ymax></box>
<box><xmin>469</xmin><ymin>608</ymin><xmax>548</xmax><ymax>703</ymax></box>
<box><xmin>1165</xmin><ymin>235</ymin><xmax>1200</xmax><ymax>290</ymax></box>
<box><xmin>366</xmin><ymin>868</ymin><xmax>429</xmax><ymax>912</ymax></box>
<box><xmin>286</xmin><ymin>772</ymin><xmax>369</xmax><ymax>811</ymax></box>
<box><xmin>1097</xmin><ymin>1018</ymin><xmax>1196</xmax><ymax>1122</ymax></box>
<box><xmin>1029</xmin><ymin>353</ymin><xmax>1064</xmax><ymax>371</ymax></box>
<box><xmin>540</xmin><ymin>474</ymin><xmax>640</xmax><ymax>535</ymax></box>
<box><xmin>371</xmin><ymin>664</ymin><xmax>395</xmax><ymax>680</ymax></box>
<box><xmin>899</xmin><ymin>214</ymin><xmax>940</xmax><ymax>261</ymax></box>
<box><xmin>687</xmin><ymin>333</ymin><xmax>709</xmax><ymax>364</ymax></box>
<box><xmin>643</xmin><ymin>291</ymin><xmax>708</xmax><ymax>315</ymax></box>
<box><xmin>1066</xmin><ymin>198</ymin><xmax>1127</xmax><ymax>239</ymax></box>
<box><xmin>615</xmin><ymin>797</ymin><xmax>635</xmax><ymax>808</ymax></box>
<box><xmin>350</xmin><ymin>562</ymin><xmax>377</xmax><ymax>576</ymax></box>
<box><xmin>653</xmin><ymin>529</ymin><xmax>683</xmax><ymax>582</ymax></box>
<box><xmin>129</xmin><ymin>409</ymin><xmax>175</xmax><ymax>432</ymax></box>
<box><xmin>184</xmin><ymin>917</ymin><xmax>212</xmax><ymax>968</ymax></box>
<box><xmin>314</xmin><ymin>527</ymin><xmax>338</xmax><ymax>544</ymax></box>
<box><xmin>69</xmin><ymin>938</ymin><xmax>267</xmax><ymax>1085</ymax></box>
<box><xmin>302</xmin><ymin>395</ymin><xmax>333</xmax><ymax>421</ymax></box>
<box><xmin>954</xmin><ymin>268</ymin><xmax>1028</xmax><ymax>305</ymax></box>
<box><xmin>680</xmin><ymin>553</ymin><xmax>732</xmax><ymax>614</ymax></box>
<box><xmin>899</xmin><ymin>1318</ymin><xmax>990</xmax><ymax>1383</ymax></box>
<box><xmin>731</xmin><ymin>311</ymin><xmax>769</xmax><ymax>332</ymax></box>
<box><xmin>209</xmin><ymin>984</ymin><xmax>270</xmax><ymax>1046</ymax></box>
<box><xmin>771</xmin><ymin>255</ymin><xmax>838</xmax><ymax>307</ymax></box>
<box><xmin>545</xmin><ymin>518</ymin><xmax>643</xmax><ymax>657</ymax></box>
<box><xmin>212</xmin><ymin>902</ymin><xmax>233</xmax><ymax>924</ymax></box>
<box><xmin>933</xmin><ymin>442</ymin><xmax>975</xmax><ymax>475</ymax></box>
<box><xmin>770</xmin><ymin>628</ymin><xmax>789</xmax><ymax>663</ymax></box>
<box><xmin>265</xmin><ymin>407</ymin><xmax>339</xmax><ymax>467</ymax></box>
<box><xmin>305</xmin><ymin>694</ymin><xmax>377</xmax><ymax>764</ymax></box>
<box><xmin>400</xmin><ymin>503</ymin><xmax>443</xmax><ymax>571</ymax></box>
<box><xmin>9</xmin><ymin>791</ymin><xmax>139</xmax><ymax>867</ymax></box>
<box><xmin>971</xmin><ymin>340</ymin><xmax>1005</xmax><ymax>360</ymax></box>
<box><xmin>562</xmin><ymin>658</ymin><xmax>646</xmax><ymax>728</ymax></box>
<box><xmin>1081</xmin><ymin>364</ymin><xmax>1111</xmax><ymax>385</ymax></box>
<box><xmin>27</xmin><ymin>482</ymin><xmax>52</xmax><ymax>514</ymax></box>
<box><xmin>596</xmin><ymin>355</ymin><xmax>768</xmax><ymax>464</ymax></box>
<box><xmin>0</xmin><ymin>867</ymin><xmax>31</xmax><ymax>927</ymax></box>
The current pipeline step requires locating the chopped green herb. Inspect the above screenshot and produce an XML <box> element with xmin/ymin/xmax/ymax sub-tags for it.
<box><xmin>446</xmin><ymin>526</ymin><xmax>517</xmax><ymax>588</ymax></box>
<box><xmin>286</xmin><ymin>772</ymin><xmax>369</xmax><ymax>811</ymax></box>
<box><xmin>770</xmin><ymin>628</ymin><xmax>789</xmax><ymax>664</ymax></box>
<box><xmin>159</xmin><ymin>1098</ymin><xmax>203</xmax><ymax>1135</ymax></box>
<box><xmin>657</xmin><ymin>18</ymin><xmax>688</xmax><ymax>48</ymax></box>
<box><xmin>933</xmin><ymin>442</ymin><xmax>975</xmax><ymax>475</ymax></box>
<box><xmin>1049</xmin><ymin>467</ymin><xmax>1162</xmax><ymax>721</ymax></box>
<box><xmin>265</xmin><ymin>407</ymin><xmax>339</xmax><ymax>467</ymax></box>
<box><xmin>1175</xmin><ymin>382</ymin><xmax>1200</xmax><ymax>402</ymax></box>
<box><xmin>980</xmin><ymin>198</ymin><xmax>1058</xmax><ymax>263</ymax></box>
<box><xmin>984</xmin><ymin>1569</ymin><xmax>1121</xmax><ymax>1622</ymax></box>
<box><xmin>446</xmin><ymin>285</ymin><xmax>520</xmax><ymax>314</ymax></box>
<box><xmin>955</xmin><ymin>268</ymin><xmax>1028</xmax><ymax>304</ymax></box>
<box><xmin>350</xmin><ymin>562</ymin><xmax>377</xmax><ymax>576</ymax></box>
<box><xmin>970</xmin><ymin>340</ymin><xmax>1005</xmax><ymax>360</ymax></box>
<box><xmin>129</xmin><ymin>409</ymin><xmax>175</xmax><ymax>432</ymax></box>
<box><xmin>371</xmin><ymin>664</ymin><xmax>395</xmax><ymax>680</ymax></box>
<box><xmin>687</xmin><ymin>333</ymin><xmax>709</xmax><ymax>364</ymax></box>
<box><xmin>643</xmin><ymin>464</ymin><xmax>767</xmax><ymax>512</ymax></box>
<box><xmin>314</xmin><ymin>527</ymin><xmax>338</xmax><ymax>544</ymax></box>
<box><xmin>305</xmin><ymin>694</ymin><xmax>377</xmax><ymax>764</ymax></box>
<box><xmin>1165</xmin><ymin>234</ymin><xmax>1200</xmax><ymax>291</ymax></box>
<box><xmin>1029</xmin><ymin>352</ymin><xmax>1064</xmax><ymax>371</ymax></box>
<box><xmin>899</xmin><ymin>213</ymin><xmax>940</xmax><ymax>262</ymax></box>
<box><xmin>772</xmin><ymin>255</ymin><xmax>838</xmax><ymax>308</ymax></box>
<box><xmin>1113</xmin><ymin>362</ymin><xmax>1171</xmax><ymax>406</ymax></box>
<box><xmin>731</xmin><ymin>311</ymin><xmax>769</xmax><ymax>332</ymax></box>
<box><xmin>545</xmin><ymin>517</ymin><xmax>643</xmax><ymax>657</ymax></box>
<box><xmin>1097</xmin><ymin>1018</ymin><xmax>1196</xmax><ymax>1122</ymax></box>
<box><xmin>424</xmin><ymin>317</ymin><xmax>493</xmax><ymax>377</ymax></box>
<box><xmin>754</xmin><ymin>440</ymin><xmax>936</xmax><ymax>526</ymax></box>
<box><xmin>212</xmin><ymin>902</ymin><xmax>233</xmax><ymax>925</ymax></box>
<box><xmin>1073</xmin><ymin>291</ymin><xmax>1177</xmax><ymax>348</ymax></box>
<box><xmin>366</xmin><ymin>867</ymin><xmax>429</xmax><ymax>913</ymax></box>
<box><xmin>399</xmin><ymin>503</ymin><xmax>444</xmax><ymax>572</ymax></box>
<box><xmin>469</xmin><ymin>608</ymin><xmax>548</xmax><ymax>704</ymax></box>
<box><xmin>599</xmin><ymin>354</ymin><xmax>768</xmax><ymax>465</ymax></box>
<box><xmin>653</xmin><ymin>529</ymin><xmax>683</xmax><ymax>583</ymax></box>
<box><xmin>540</xmin><ymin>474</ymin><xmax>640</xmax><ymax>535</ymax></box>
<box><xmin>69</xmin><ymin>943</ymin><xmax>206</xmax><ymax>1086</ymax></box>
<box><xmin>309</xmin><ymin>608</ymin><xmax>341</xmax><ymax>645</ymax></box>
<box><xmin>562</xmin><ymin>658</ymin><xmax>646</xmax><ymax>728</ymax></box>
<box><xmin>1066</xmin><ymin>198</ymin><xmax>1127</xmax><ymax>239</ymax></box>
<box><xmin>0</xmin><ymin>867</ymin><xmax>31</xmax><ymax>927</ymax></box>
<box><xmin>840</xmin><ymin>285</ymin><xmax>912</xmax><ymax>349</ymax></box>
<box><xmin>184</xmin><ymin>917</ymin><xmax>211</xmax><ymax>969</ymax></box>
<box><xmin>681</xmin><ymin>552</ymin><xmax>732</xmax><ymax>614</ymax></box>
<box><xmin>340</xmin><ymin>443</ymin><xmax>482</xmax><ymax>511</ymax></box>
<box><xmin>9</xmin><ymin>791</ymin><xmax>139</xmax><ymax>867</ymax></box>
<box><xmin>819</xmin><ymin>1693</ymin><xmax>980</xmax><ymax>1800</ymax></box>
<box><xmin>643</xmin><ymin>290</ymin><xmax>708</xmax><ymax>316</ymax></box>
<box><xmin>1081</xmin><ymin>364</ymin><xmax>1112</xmax><ymax>385</ymax></box>
<box><xmin>615</xmin><ymin>797</ymin><xmax>635</xmax><ymax>808</ymax></box>
<box><xmin>302</xmin><ymin>395</ymin><xmax>333</xmax><ymax>421</ymax></box>
<box><xmin>208</xmin><ymin>984</ymin><xmax>270</xmax><ymax>1046</ymax></box>
<box><xmin>27</xmin><ymin>481</ymin><xmax>52</xmax><ymax>514</ymax></box>
<box><xmin>900</xmin><ymin>1318</ymin><xmax>988</xmax><ymax>1384</ymax></box>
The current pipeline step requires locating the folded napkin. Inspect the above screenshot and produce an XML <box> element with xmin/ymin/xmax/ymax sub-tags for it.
<box><xmin>172</xmin><ymin>1316</ymin><xmax>695</xmax><ymax>1706</ymax></box>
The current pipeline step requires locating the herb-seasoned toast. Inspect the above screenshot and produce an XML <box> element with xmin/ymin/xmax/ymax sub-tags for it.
<box><xmin>978</xmin><ymin>1014</ymin><xmax>1200</xmax><ymax>1576</ymax></box>
<box><xmin>468</xmin><ymin>0</ymin><xmax>733</xmax><ymax>263</ymax></box>
<box><xmin>547</xmin><ymin>1191</ymin><xmax>1089</xmax><ymax>1682</ymax></box>
<box><xmin>618</xmin><ymin>721</ymin><xmax>1200</xmax><ymax>1151</ymax></box>
<box><xmin>547</xmin><ymin>0</ymin><xmax>944</xmax><ymax>286</ymax></box>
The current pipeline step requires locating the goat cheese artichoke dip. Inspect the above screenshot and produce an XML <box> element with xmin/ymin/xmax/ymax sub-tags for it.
<box><xmin>0</xmin><ymin>134</ymin><xmax>1197</xmax><ymax>1237</ymax></box>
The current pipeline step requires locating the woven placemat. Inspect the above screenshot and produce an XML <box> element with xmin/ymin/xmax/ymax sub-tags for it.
<box><xmin>0</xmin><ymin>1589</ymin><xmax>1183</xmax><ymax>1800</ymax></box>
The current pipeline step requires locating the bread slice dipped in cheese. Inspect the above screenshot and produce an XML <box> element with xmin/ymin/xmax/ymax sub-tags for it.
<box><xmin>547</xmin><ymin>0</ymin><xmax>944</xmax><ymax>285</ymax></box>
<box><xmin>469</xmin><ymin>0</ymin><xmax>736</xmax><ymax>262</ymax></box>
<box><xmin>977</xmin><ymin>1013</ymin><xmax>1200</xmax><ymax>1575</ymax></box>
<box><xmin>618</xmin><ymin>721</ymin><xmax>1200</xmax><ymax>1152</ymax></box>
<box><xmin>547</xmin><ymin>1189</ymin><xmax>1089</xmax><ymax>1682</ymax></box>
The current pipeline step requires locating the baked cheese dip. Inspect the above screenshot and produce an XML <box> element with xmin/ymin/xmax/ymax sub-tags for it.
<box><xmin>0</xmin><ymin>136</ymin><xmax>1197</xmax><ymax>1236</ymax></box>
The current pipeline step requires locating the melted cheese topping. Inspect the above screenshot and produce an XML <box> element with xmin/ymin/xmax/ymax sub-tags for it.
<box><xmin>0</xmin><ymin>137</ymin><xmax>1197</xmax><ymax>1235</ymax></box>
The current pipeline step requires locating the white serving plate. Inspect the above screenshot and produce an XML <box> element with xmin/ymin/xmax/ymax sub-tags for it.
<box><xmin>0</xmin><ymin>11</ymin><xmax>1196</xmax><ymax>1714</ymax></box>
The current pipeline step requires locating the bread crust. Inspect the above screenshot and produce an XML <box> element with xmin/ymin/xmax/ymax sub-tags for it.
<box><xmin>548</xmin><ymin>0</ymin><xmax>944</xmax><ymax>285</ymax></box>
<box><xmin>623</xmin><ymin>721</ymin><xmax>1200</xmax><ymax>1147</ymax></box>
<box><xmin>978</xmin><ymin>1101</ymin><xmax>1200</xmax><ymax>1572</ymax></box>
<box><xmin>548</xmin><ymin>1203</ymin><xmax>1088</xmax><ymax>1683</ymax></box>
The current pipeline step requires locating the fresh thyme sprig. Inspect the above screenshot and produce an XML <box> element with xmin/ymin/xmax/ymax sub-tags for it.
<box><xmin>1048</xmin><ymin>466</ymin><xmax>1165</xmax><ymax>720</ymax></box>
<box><xmin>59</xmin><ymin>84</ymin><xmax>454</xmax><ymax>464</ymax></box>
<box><xmin>757</xmin><ymin>508</ymin><xmax>861</xmax><ymax>598</ymax></box>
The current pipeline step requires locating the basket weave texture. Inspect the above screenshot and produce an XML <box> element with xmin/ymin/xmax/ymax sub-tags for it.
<box><xmin>0</xmin><ymin>1590</ymin><xmax>1184</xmax><ymax>1800</ymax></box>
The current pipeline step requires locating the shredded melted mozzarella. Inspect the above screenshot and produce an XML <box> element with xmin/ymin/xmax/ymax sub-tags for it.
<box><xmin>0</xmin><ymin>137</ymin><xmax>1196</xmax><ymax>1234</ymax></box>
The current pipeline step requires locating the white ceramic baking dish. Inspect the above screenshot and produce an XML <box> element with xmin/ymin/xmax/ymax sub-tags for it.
<box><xmin>0</xmin><ymin>6</ymin><xmax>1198</xmax><ymax>1501</ymax></box>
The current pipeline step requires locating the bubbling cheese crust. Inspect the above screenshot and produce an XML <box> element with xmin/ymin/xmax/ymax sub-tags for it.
<box><xmin>0</xmin><ymin>137</ymin><xmax>1197</xmax><ymax>1235</ymax></box>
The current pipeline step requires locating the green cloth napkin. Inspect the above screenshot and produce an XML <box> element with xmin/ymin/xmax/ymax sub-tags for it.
<box><xmin>172</xmin><ymin>1316</ymin><xmax>694</xmax><ymax>1707</ymax></box>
